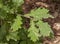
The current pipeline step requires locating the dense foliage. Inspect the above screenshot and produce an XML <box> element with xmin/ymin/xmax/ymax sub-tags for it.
<box><xmin>0</xmin><ymin>0</ymin><xmax>54</xmax><ymax>44</ymax></box>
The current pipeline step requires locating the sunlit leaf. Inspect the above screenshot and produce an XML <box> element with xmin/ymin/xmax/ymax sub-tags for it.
<box><xmin>36</xmin><ymin>21</ymin><xmax>52</xmax><ymax>36</ymax></box>
<box><xmin>11</xmin><ymin>15</ymin><xmax>22</xmax><ymax>32</ymax></box>
<box><xmin>28</xmin><ymin>20</ymin><xmax>40</xmax><ymax>42</ymax></box>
